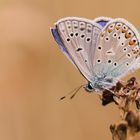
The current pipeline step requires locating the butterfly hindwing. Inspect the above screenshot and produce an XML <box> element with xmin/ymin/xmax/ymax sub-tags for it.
<box><xmin>93</xmin><ymin>18</ymin><xmax>140</xmax><ymax>79</ymax></box>
<box><xmin>53</xmin><ymin>17</ymin><xmax>102</xmax><ymax>81</ymax></box>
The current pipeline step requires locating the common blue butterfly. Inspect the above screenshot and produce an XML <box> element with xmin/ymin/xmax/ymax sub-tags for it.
<box><xmin>51</xmin><ymin>17</ymin><xmax>140</xmax><ymax>93</ymax></box>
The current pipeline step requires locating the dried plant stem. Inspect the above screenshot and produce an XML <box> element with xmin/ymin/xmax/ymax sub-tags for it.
<box><xmin>101</xmin><ymin>77</ymin><xmax>140</xmax><ymax>140</ymax></box>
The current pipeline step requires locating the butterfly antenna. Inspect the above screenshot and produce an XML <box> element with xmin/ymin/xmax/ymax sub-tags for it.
<box><xmin>59</xmin><ymin>85</ymin><xmax>84</xmax><ymax>101</ymax></box>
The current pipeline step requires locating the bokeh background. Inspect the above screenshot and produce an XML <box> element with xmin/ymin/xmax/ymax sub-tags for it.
<box><xmin>0</xmin><ymin>0</ymin><xmax>140</xmax><ymax>140</ymax></box>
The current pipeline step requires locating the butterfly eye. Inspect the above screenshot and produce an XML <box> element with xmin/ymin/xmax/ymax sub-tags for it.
<box><xmin>116</xmin><ymin>23</ymin><xmax>122</xmax><ymax>30</ymax></box>
<box><xmin>122</xmin><ymin>25</ymin><xmax>128</xmax><ymax>33</ymax></box>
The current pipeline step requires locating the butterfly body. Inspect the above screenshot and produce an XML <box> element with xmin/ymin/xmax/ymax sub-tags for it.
<box><xmin>85</xmin><ymin>73</ymin><xmax>117</xmax><ymax>92</ymax></box>
<box><xmin>51</xmin><ymin>17</ymin><xmax>140</xmax><ymax>93</ymax></box>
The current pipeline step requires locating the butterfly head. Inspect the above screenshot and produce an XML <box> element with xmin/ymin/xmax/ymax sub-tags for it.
<box><xmin>84</xmin><ymin>76</ymin><xmax>117</xmax><ymax>93</ymax></box>
<box><xmin>84</xmin><ymin>81</ymin><xmax>94</xmax><ymax>92</ymax></box>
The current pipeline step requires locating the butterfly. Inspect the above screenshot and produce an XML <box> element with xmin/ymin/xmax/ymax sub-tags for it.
<box><xmin>51</xmin><ymin>17</ymin><xmax>140</xmax><ymax>93</ymax></box>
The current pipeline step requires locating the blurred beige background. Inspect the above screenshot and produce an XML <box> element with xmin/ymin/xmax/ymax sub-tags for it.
<box><xmin>0</xmin><ymin>0</ymin><xmax>140</xmax><ymax>140</ymax></box>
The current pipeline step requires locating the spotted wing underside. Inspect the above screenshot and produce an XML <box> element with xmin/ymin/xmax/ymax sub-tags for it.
<box><xmin>93</xmin><ymin>18</ymin><xmax>140</xmax><ymax>80</ymax></box>
<box><xmin>51</xmin><ymin>17</ymin><xmax>102</xmax><ymax>81</ymax></box>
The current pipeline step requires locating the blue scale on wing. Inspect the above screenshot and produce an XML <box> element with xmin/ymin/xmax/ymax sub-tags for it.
<box><xmin>97</xmin><ymin>21</ymin><xmax>109</xmax><ymax>27</ymax></box>
<box><xmin>51</xmin><ymin>27</ymin><xmax>75</xmax><ymax>65</ymax></box>
<box><xmin>94</xmin><ymin>17</ymin><xmax>112</xmax><ymax>27</ymax></box>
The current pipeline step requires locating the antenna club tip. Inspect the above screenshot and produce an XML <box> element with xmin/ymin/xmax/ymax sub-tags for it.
<box><xmin>59</xmin><ymin>96</ymin><xmax>66</xmax><ymax>101</ymax></box>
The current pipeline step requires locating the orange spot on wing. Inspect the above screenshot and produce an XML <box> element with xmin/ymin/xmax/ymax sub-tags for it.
<box><xmin>125</xmin><ymin>32</ymin><xmax>131</xmax><ymax>39</ymax></box>
<box><xmin>108</xmin><ymin>29</ymin><xmax>113</xmax><ymax>33</ymax></box>
<box><xmin>122</xmin><ymin>29</ymin><xmax>128</xmax><ymax>33</ymax></box>
<box><xmin>129</xmin><ymin>40</ymin><xmax>137</xmax><ymax>46</ymax></box>
<box><xmin>116</xmin><ymin>26</ymin><xmax>121</xmax><ymax>30</ymax></box>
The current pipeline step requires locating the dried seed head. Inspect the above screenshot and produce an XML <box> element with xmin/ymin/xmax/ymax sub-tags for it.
<box><xmin>116</xmin><ymin>123</ymin><xmax>127</xmax><ymax>140</ymax></box>
<box><xmin>135</xmin><ymin>100</ymin><xmax>140</xmax><ymax>109</ymax></box>
<box><xmin>110</xmin><ymin>124</ymin><xmax>116</xmax><ymax>134</ymax></box>
<box><xmin>102</xmin><ymin>90</ymin><xmax>114</xmax><ymax>105</ymax></box>
<box><xmin>125</xmin><ymin>111</ymin><xmax>140</xmax><ymax>132</ymax></box>
<box><xmin>101</xmin><ymin>77</ymin><xmax>140</xmax><ymax>140</ymax></box>
<box><xmin>126</xmin><ymin>77</ymin><xmax>137</xmax><ymax>87</ymax></box>
<box><xmin>117</xmin><ymin>122</ymin><xmax>128</xmax><ymax>132</ymax></box>
<box><xmin>110</xmin><ymin>122</ymin><xmax>128</xmax><ymax>140</ymax></box>
<box><xmin>115</xmin><ymin>82</ymin><xmax>124</xmax><ymax>92</ymax></box>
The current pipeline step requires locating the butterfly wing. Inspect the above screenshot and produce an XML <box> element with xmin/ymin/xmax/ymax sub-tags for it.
<box><xmin>51</xmin><ymin>28</ymin><xmax>75</xmax><ymax>65</ymax></box>
<box><xmin>51</xmin><ymin>17</ymin><xmax>102</xmax><ymax>81</ymax></box>
<box><xmin>94</xmin><ymin>16</ymin><xmax>113</xmax><ymax>27</ymax></box>
<box><xmin>93</xmin><ymin>18</ymin><xmax>140</xmax><ymax>80</ymax></box>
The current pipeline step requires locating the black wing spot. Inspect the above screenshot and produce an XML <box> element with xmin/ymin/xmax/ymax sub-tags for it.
<box><xmin>118</xmin><ymin>36</ymin><xmax>121</xmax><ymax>40</ymax></box>
<box><xmin>86</xmin><ymin>37</ymin><xmax>91</xmax><ymax>42</ymax></box>
<box><xmin>76</xmin><ymin>48</ymin><xmax>83</xmax><ymax>52</ymax></box>
<box><xmin>67</xmin><ymin>38</ymin><xmax>70</xmax><ymax>42</ymax></box>
<box><xmin>75</xmin><ymin>32</ymin><xmax>79</xmax><ymax>37</ymax></box>
<box><xmin>98</xmin><ymin>46</ymin><xmax>102</xmax><ymax>50</ymax></box>
<box><xmin>123</xmin><ymin>47</ymin><xmax>127</xmax><ymax>52</ymax></box>
<box><xmin>108</xmin><ymin>60</ymin><xmax>112</xmax><ymax>63</ymax></box>
<box><xmin>70</xmin><ymin>33</ymin><xmax>74</xmax><ymax>37</ymax></box>
<box><xmin>114</xmin><ymin>62</ymin><xmax>117</xmax><ymax>66</ymax></box>
<box><xmin>81</xmin><ymin>34</ymin><xmax>85</xmax><ymax>38</ymax></box>
<box><xmin>85</xmin><ymin>60</ymin><xmax>87</xmax><ymax>62</ymax></box>
<box><xmin>97</xmin><ymin>59</ymin><xmax>101</xmax><ymax>63</ymax></box>
<box><xmin>121</xmin><ymin>42</ymin><xmax>125</xmax><ymax>46</ymax></box>
<box><xmin>107</xmin><ymin>51</ymin><xmax>113</xmax><ymax>54</ymax></box>
<box><xmin>105</xmin><ymin>37</ymin><xmax>110</xmax><ymax>41</ymax></box>
<box><xmin>113</xmin><ymin>33</ymin><xmax>117</xmax><ymax>38</ymax></box>
<box><xmin>127</xmin><ymin>53</ymin><xmax>131</xmax><ymax>58</ymax></box>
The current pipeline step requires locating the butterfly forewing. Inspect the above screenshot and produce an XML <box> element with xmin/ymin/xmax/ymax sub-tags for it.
<box><xmin>55</xmin><ymin>17</ymin><xmax>102</xmax><ymax>81</ymax></box>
